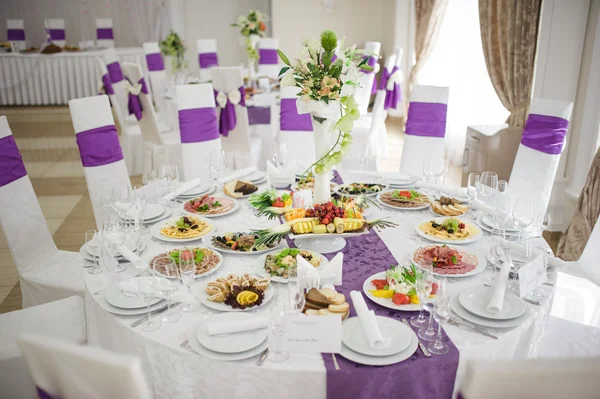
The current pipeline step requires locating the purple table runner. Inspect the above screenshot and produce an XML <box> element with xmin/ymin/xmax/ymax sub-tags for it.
<box><xmin>288</xmin><ymin>171</ymin><xmax>459</xmax><ymax>398</ymax></box>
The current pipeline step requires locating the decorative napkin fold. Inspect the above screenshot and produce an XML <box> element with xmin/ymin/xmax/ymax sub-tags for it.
<box><xmin>324</xmin><ymin>252</ymin><xmax>343</xmax><ymax>286</ymax></box>
<box><xmin>119</xmin><ymin>279</ymin><xmax>198</xmax><ymax>304</ymax></box>
<box><xmin>217</xmin><ymin>166</ymin><xmax>257</xmax><ymax>185</ymax></box>
<box><xmin>117</xmin><ymin>245</ymin><xmax>147</xmax><ymax>270</ymax></box>
<box><xmin>208</xmin><ymin>317</ymin><xmax>268</xmax><ymax>336</ymax></box>
<box><xmin>415</xmin><ymin>182</ymin><xmax>468</xmax><ymax>198</ymax></box>
<box><xmin>296</xmin><ymin>254</ymin><xmax>321</xmax><ymax>293</ymax></box>
<box><xmin>500</xmin><ymin>238</ymin><xmax>567</xmax><ymax>270</ymax></box>
<box><xmin>135</xmin><ymin>179</ymin><xmax>166</xmax><ymax>202</ymax></box>
<box><xmin>347</xmin><ymin>170</ymin><xmax>412</xmax><ymax>182</ymax></box>
<box><xmin>350</xmin><ymin>290</ymin><xmax>391</xmax><ymax>350</ymax></box>
<box><xmin>161</xmin><ymin>178</ymin><xmax>201</xmax><ymax>201</ymax></box>
<box><xmin>487</xmin><ymin>260</ymin><xmax>512</xmax><ymax>314</ymax></box>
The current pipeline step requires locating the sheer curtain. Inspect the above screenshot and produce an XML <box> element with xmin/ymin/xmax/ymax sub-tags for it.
<box><xmin>418</xmin><ymin>0</ymin><xmax>509</xmax><ymax>165</ymax></box>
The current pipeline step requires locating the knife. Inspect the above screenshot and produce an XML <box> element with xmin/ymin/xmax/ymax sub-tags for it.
<box><xmin>131</xmin><ymin>302</ymin><xmax>182</xmax><ymax>328</ymax></box>
<box><xmin>402</xmin><ymin>319</ymin><xmax>431</xmax><ymax>357</ymax></box>
<box><xmin>447</xmin><ymin>318</ymin><xmax>498</xmax><ymax>339</ymax></box>
<box><xmin>256</xmin><ymin>348</ymin><xmax>269</xmax><ymax>366</ymax></box>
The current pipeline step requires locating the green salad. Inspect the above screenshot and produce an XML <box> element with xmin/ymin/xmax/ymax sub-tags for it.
<box><xmin>168</xmin><ymin>248</ymin><xmax>205</xmax><ymax>265</ymax></box>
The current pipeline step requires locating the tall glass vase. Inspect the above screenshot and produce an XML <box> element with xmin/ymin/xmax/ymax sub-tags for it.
<box><xmin>311</xmin><ymin>115</ymin><xmax>337</xmax><ymax>204</ymax></box>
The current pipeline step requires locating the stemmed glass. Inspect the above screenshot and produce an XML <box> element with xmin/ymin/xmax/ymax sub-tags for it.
<box><xmin>287</xmin><ymin>269</ymin><xmax>306</xmax><ymax>314</ymax></box>
<box><xmin>179</xmin><ymin>248</ymin><xmax>199</xmax><ymax>313</ymax></box>
<box><xmin>427</xmin><ymin>281</ymin><xmax>451</xmax><ymax>355</ymax></box>
<box><xmin>505</xmin><ymin>238</ymin><xmax>532</xmax><ymax>294</ymax></box>
<box><xmin>537</xmin><ymin>212</ymin><xmax>551</xmax><ymax>237</ymax></box>
<box><xmin>494</xmin><ymin>194</ymin><xmax>513</xmax><ymax>230</ymax></box>
<box><xmin>422</xmin><ymin>157</ymin><xmax>433</xmax><ymax>196</ymax></box>
<box><xmin>132</xmin><ymin>185</ymin><xmax>148</xmax><ymax>225</ymax></box>
<box><xmin>484</xmin><ymin>228</ymin><xmax>505</xmax><ymax>286</ymax></box>
<box><xmin>151</xmin><ymin>256</ymin><xmax>181</xmax><ymax>323</ymax></box>
<box><xmin>160</xmin><ymin>165</ymin><xmax>179</xmax><ymax>209</ymax></box>
<box><xmin>432</xmin><ymin>153</ymin><xmax>447</xmax><ymax>186</ymax></box>
<box><xmin>111</xmin><ymin>185</ymin><xmax>134</xmax><ymax>217</ymax></box>
<box><xmin>419</xmin><ymin>275</ymin><xmax>446</xmax><ymax>342</ymax></box>
<box><xmin>272</xmin><ymin>135</ymin><xmax>287</xmax><ymax>169</ymax></box>
<box><xmin>478</xmin><ymin>171</ymin><xmax>498</xmax><ymax>199</ymax></box>
<box><xmin>269</xmin><ymin>299</ymin><xmax>289</xmax><ymax>362</ymax></box>
<box><xmin>100</xmin><ymin>195</ymin><xmax>114</xmax><ymax>224</ymax></box>
<box><xmin>102</xmin><ymin>220</ymin><xmax>127</xmax><ymax>273</ymax></box>
<box><xmin>497</xmin><ymin>180</ymin><xmax>508</xmax><ymax>194</ymax></box>
<box><xmin>85</xmin><ymin>230</ymin><xmax>102</xmax><ymax>274</ymax></box>
<box><xmin>512</xmin><ymin>198</ymin><xmax>535</xmax><ymax>244</ymax></box>
<box><xmin>466</xmin><ymin>172</ymin><xmax>480</xmax><ymax>217</ymax></box>
<box><xmin>138</xmin><ymin>278</ymin><xmax>161</xmax><ymax>331</ymax></box>
<box><xmin>410</xmin><ymin>268</ymin><xmax>433</xmax><ymax>328</ymax></box>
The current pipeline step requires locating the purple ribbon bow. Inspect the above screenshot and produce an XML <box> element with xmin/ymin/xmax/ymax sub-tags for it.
<box><xmin>259</xmin><ymin>48</ymin><xmax>279</xmax><ymax>65</ymax></box>
<box><xmin>214</xmin><ymin>87</ymin><xmax>246</xmax><ymax>137</ymax></box>
<box><xmin>101</xmin><ymin>74</ymin><xmax>114</xmax><ymax>95</ymax></box>
<box><xmin>362</xmin><ymin>55</ymin><xmax>379</xmax><ymax>95</ymax></box>
<box><xmin>383</xmin><ymin>66</ymin><xmax>401</xmax><ymax>110</ymax></box>
<box><xmin>76</xmin><ymin>125</ymin><xmax>124</xmax><ymax>167</ymax></box>
<box><xmin>280</xmin><ymin>98</ymin><xmax>312</xmax><ymax>131</ymax></box>
<box><xmin>178</xmin><ymin>108</ymin><xmax>220</xmax><ymax>143</ymax></box>
<box><xmin>7</xmin><ymin>29</ymin><xmax>25</xmax><ymax>41</ymax></box>
<box><xmin>405</xmin><ymin>102</ymin><xmax>447</xmax><ymax>138</ymax></box>
<box><xmin>106</xmin><ymin>61</ymin><xmax>124</xmax><ymax>84</ymax></box>
<box><xmin>96</xmin><ymin>28</ymin><xmax>114</xmax><ymax>40</ymax></box>
<box><xmin>521</xmin><ymin>113</ymin><xmax>569</xmax><ymax>155</ymax></box>
<box><xmin>0</xmin><ymin>135</ymin><xmax>28</xmax><ymax>187</ymax></box>
<box><xmin>198</xmin><ymin>52</ymin><xmax>219</xmax><ymax>69</ymax></box>
<box><xmin>127</xmin><ymin>78</ymin><xmax>149</xmax><ymax>121</ymax></box>
<box><xmin>145</xmin><ymin>53</ymin><xmax>164</xmax><ymax>71</ymax></box>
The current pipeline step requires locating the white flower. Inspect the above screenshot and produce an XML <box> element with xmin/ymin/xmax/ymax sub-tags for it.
<box><xmin>280</xmin><ymin>69</ymin><xmax>296</xmax><ymax>87</ymax></box>
<box><xmin>340</xmin><ymin>83</ymin><xmax>357</xmax><ymax>97</ymax></box>
<box><xmin>341</xmin><ymin>65</ymin><xmax>362</xmax><ymax>86</ymax></box>
<box><xmin>237</xmin><ymin>16</ymin><xmax>247</xmax><ymax>25</ymax></box>
<box><xmin>305</xmin><ymin>37</ymin><xmax>320</xmax><ymax>56</ymax></box>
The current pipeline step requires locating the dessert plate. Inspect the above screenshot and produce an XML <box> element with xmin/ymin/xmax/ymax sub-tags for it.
<box><xmin>339</xmin><ymin>330</ymin><xmax>418</xmax><ymax>366</ymax></box>
<box><xmin>342</xmin><ymin>316</ymin><xmax>412</xmax><ymax>357</ymax></box>
<box><xmin>450</xmin><ymin>293</ymin><xmax>530</xmax><ymax>329</ymax></box>
<box><xmin>458</xmin><ymin>286</ymin><xmax>527</xmax><ymax>320</ymax></box>
<box><xmin>196</xmin><ymin>313</ymin><xmax>267</xmax><ymax>353</ymax></box>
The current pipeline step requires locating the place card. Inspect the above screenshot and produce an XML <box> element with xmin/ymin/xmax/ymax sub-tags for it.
<box><xmin>269</xmin><ymin>315</ymin><xmax>342</xmax><ymax>354</ymax></box>
<box><xmin>518</xmin><ymin>254</ymin><xmax>547</xmax><ymax>297</ymax></box>
<box><xmin>293</xmin><ymin>189</ymin><xmax>313</xmax><ymax>209</ymax></box>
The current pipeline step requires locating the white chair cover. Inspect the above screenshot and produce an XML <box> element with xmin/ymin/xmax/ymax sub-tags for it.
<box><xmin>95</xmin><ymin>18</ymin><xmax>114</xmax><ymax>48</ymax></box>
<box><xmin>0</xmin><ymin>297</ymin><xmax>86</xmax><ymax>399</ymax></box>
<box><xmin>459</xmin><ymin>358</ymin><xmax>600</xmax><ymax>399</ymax></box>
<box><xmin>18</xmin><ymin>332</ymin><xmax>152</xmax><ymax>399</ymax></box>
<box><xmin>143</xmin><ymin>42</ymin><xmax>167</xmax><ymax>109</ymax></box>
<box><xmin>355</xmin><ymin>41</ymin><xmax>381</xmax><ymax>115</ymax></box>
<box><xmin>196</xmin><ymin>38</ymin><xmax>219</xmax><ymax>82</ymax></box>
<box><xmin>102</xmin><ymin>48</ymin><xmax>129</xmax><ymax>122</ymax></box>
<box><xmin>0</xmin><ymin>116</ymin><xmax>84</xmax><ymax>308</ymax></box>
<box><xmin>177</xmin><ymin>83</ymin><xmax>222</xmax><ymax>182</ymax></box>
<box><xmin>69</xmin><ymin>95</ymin><xmax>132</xmax><ymax>229</ymax></box>
<box><xmin>257</xmin><ymin>37</ymin><xmax>281</xmax><ymax>79</ymax></box>
<box><xmin>6</xmin><ymin>19</ymin><xmax>26</xmax><ymax>51</ymax></box>
<box><xmin>399</xmin><ymin>84</ymin><xmax>449</xmax><ymax>177</ymax></box>
<box><xmin>249</xmin><ymin>93</ymin><xmax>276</xmax><ymax>171</ymax></box>
<box><xmin>44</xmin><ymin>19</ymin><xmax>65</xmax><ymax>47</ymax></box>
<box><xmin>506</xmin><ymin>98</ymin><xmax>574</xmax><ymax>216</ymax></box>
<box><xmin>279</xmin><ymin>85</ymin><xmax>316</xmax><ymax>172</ymax></box>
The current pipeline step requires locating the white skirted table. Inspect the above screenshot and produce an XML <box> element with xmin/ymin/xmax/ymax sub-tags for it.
<box><xmin>0</xmin><ymin>47</ymin><xmax>147</xmax><ymax>105</ymax></box>
<box><xmin>83</xmin><ymin>169</ymin><xmax>569</xmax><ymax>399</ymax></box>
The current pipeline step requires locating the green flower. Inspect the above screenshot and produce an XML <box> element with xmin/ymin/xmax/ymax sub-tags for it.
<box><xmin>320</xmin><ymin>30</ymin><xmax>337</xmax><ymax>51</ymax></box>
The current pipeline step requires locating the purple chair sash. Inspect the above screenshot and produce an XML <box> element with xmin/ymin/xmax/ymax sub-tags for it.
<box><xmin>7</xmin><ymin>29</ymin><xmax>25</xmax><ymax>41</ymax></box>
<box><xmin>145</xmin><ymin>53</ymin><xmax>164</xmax><ymax>71</ymax></box>
<box><xmin>198</xmin><ymin>52</ymin><xmax>219</xmax><ymax>69</ymax></box>
<box><xmin>76</xmin><ymin>125</ymin><xmax>124</xmax><ymax>167</ymax></box>
<box><xmin>405</xmin><ymin>102</ymin><xmax>447</xmax><ymax>138</ymax></box>
<box><xmin>101</xmin><ymin>74</ymin><xmax>114</xmax><ymax>95</ymax></box>
<box><xmin>259</xmin><ymin>48</ymin><xmax>278</xmax><ymax>65</ymax></box>
<box><xmin>521</xmin><ymin>113</ymin><xmax>569</xmax><ymax>155</ymax></box>
<box><xmin>96</xmin><ymin>28</ymin><xmax>114</xmax><ymax>40</ymax></box>
<box><xmin>214</xmin><ymin>87</ymin><xmax>246</xmax><ymax>137</ymax></box>
<box><xmin>280</xmin><ymin>98</ymin><xmax>312</xmax><ymax>131</ymax></box>
<box><xmin>383</xmin><ymin>66</ymin><xmax>401</xmax><ymax>110</ymax></box>
<box><xmin>0</xmin><ymin>135</ymin><xmax>27</xmax><ymax>187</ymax></box>
<box><xmin>106</xmin><ymin>62</ymin><xmax>124</xmax><ymax>84</ymax></box>
<box><xmin>48</xmin><ymin>29</ymin><xmax>65</xmax><ymax>41</ymax></box>
<box><xmin>378</xmin><ymin>67</ymin><xmax>391</xmax><ymax>91</ymax></box>
<box><xmin>248</xmin><ymin>106</ymin><xmax>271</xmax><ymax>125</ymax></box>
<box><xmin>36</xmin><ymin>387</ymin><xmax>58</xmax><ymax>399</ymax></box>
<box><xmin>362</xmin><ymin>55</ymin><xmax>378</xmax><ymax>95</ymax></box>
<box><xmin>127</xmin><ymin>78</ymin><xmax>149</xmax><ymax>121</ymax></box>
<box><xmin>178</xmin><ymin>108</ymin><xmax>220</xmax><ymax>143</ymax></box>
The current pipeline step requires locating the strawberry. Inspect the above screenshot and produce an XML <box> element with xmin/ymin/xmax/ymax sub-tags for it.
<box><xmin>322</xmin><ymin>218</ymin><xmax>330</xmax><ymax>225</ymax></box>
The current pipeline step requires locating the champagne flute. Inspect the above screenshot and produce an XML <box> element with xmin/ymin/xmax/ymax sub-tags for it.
<box><xmin>179</xmin><ymin>248</ymin><xmax>199</xmax><ymax>313</ymax></box>
<box><xmin>422</xmin><ymin>157</ymin><xmax>433</xmax><ymax>196</ymax></box>
<box><xmin>287</xmin><ymin>269</ymin><xmax>305</xmax><ymax>314</ymax></box>
<box><xmin>494</xmin><ymin>194</ymin><xmax>513</xmax><ymax>229</ymax></box>
<box><xmin>466</xmin><ymin>172</ymin><xmax>480</xmax><ymax>217</ymax></box>
<box><xmin>268</xmin><ymin>301</ymin><xmax>289</xmax><ymax>362</ymax></box>
<box><xmin>427</xmin><ymin>286</ymin><xmax>451</xmax><ymax>355</ymax></box>
<box><xmin>432</xmin><ymin>153</ymin><xmax>447</xmax><ymax>186</ymax></box>
<box><xmin>410</xmin><ymin>268</ymin><xmax>433</xmax><ymax>328</ymax></box>
<box><xmin>484</xmin><ymin>228</ymin><xmax>505</xmax><ymax>286</ymax></box>
<box><xmin>85</xmin><ymin>230</ymin><xmax>102</xmax><ymax>274</ymax></box>
<box><xmin>419</xmin><ymin>276</ymin><xmax>446</xmax><ymax>342</ymax></box>
<box><xmin>138</xmin><ymin>279</ymin><xmax>161</xmax><ymax>331</ymax></box>
<box><xmin>151</xmin><ymin>256</ymin><xmax>181</xmax><ymax>323</ymax></box>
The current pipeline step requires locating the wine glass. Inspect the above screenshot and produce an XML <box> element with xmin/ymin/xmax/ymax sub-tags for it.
<box><xmin>422</xmin><ymin>157</ymin><xmax>433</xmax><ymax>183</ymax></box>
<box><xmin>151</xmin><ymin>256</ymin><xmax>181</xmax><ymax>323</ymax></box>
<box><xmin>512</xmin><ymin>198</ymin><xmax>535</xmax><ymax>244</ymax></box>
<box><xmin>268</xmin><ymin>301</ymin><xmax>289</xmax><ymax>362</ymax></box>
<box><xmin>132</xmin><ymin>185</ymin><xmax>148</xmax><ymax>226</ymax></box>
<box><xmin>537</xmin><ymin>211</ymin><xmax>551</xmax><ymax>236</ymax></box>
<box><xmin>484</xmin><ymin>228</ymin><xmax>505</xmax><ymax>286</ymax></box>
<box><xmin>179</xmin><ymin>248</ymin><xmax>199</xmax><ymax>313</ymax></box>
<box><xmin>138</xmin><ymin>278</ymin><xmax>161</xmax><ymax>331</ymax></box>
<box><xmin>427</xmin><ymin>283</ymin><xmax>451</xmax><ymax>355</ymax></box>
<box><xmin>85</xmin><ymin>230</ymin><xmax>102</xmax><ymax>274</ymax></box>
<box><xmin>432</xmin><ymin>153</ymin><xmax>448</xmax><ymax>185</ymax></box>
<box><xmin>111</xmin><ymin>184</ymin><xmax>134</xmax><ymax>216</ymax></box>
<box><xmin>287</xmin><ymin>269</ymin><xmax>305</xmax><ymax>314</ymax></box>
<box><xmin>102</xmin><ymin>220</ymin><xmax>127</xmax><ymax>273</ymax></box>
<box><xmin>100</xmin><ymin>195</ymin><xmax>114</xmax><ymax>224</ymax></box>
<box><xmin>410</xmin><ymin>268</ymin><xmax>433</xmax><ymax>328</ymax></box>
<box><xmin>478</xmin><ymin>171</ymin><xmax>498</xmax><ymax>198</ymax></box>
<box><xmin>497</xmin><ymin>180</ymin><xmax>508</xmax><ymax>194</ymax></box>
<box><xmin>160</xmin><ymin>165</ymin><xmax>179</xmax><ymax>209</ymax></box>
<box><xmin>466</xmin><ymin>172</ymin><xmax>480</xmax><ymax>217</ymax></box>
<box><xmin>494</xmin><ymin>194</ymin><xmax>513</xmax><ymax>229</ymax></box>
<box><xmin>504</xmin><ymin>238</ymin><xmax>532</xmax><ymax>294</ymax></box>
<box><xmin>272</xmin><ymin>136</ymin><xmax>287</xmax><ymax>169</ymax></box>
<box><xmin>419</xmin><ymin>275</ymin><xmax>446</xmax><ymax>342</ymax></box>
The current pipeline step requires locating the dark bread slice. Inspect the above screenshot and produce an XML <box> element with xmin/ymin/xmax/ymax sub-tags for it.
<box><xmin>234</xmin><ymin>180</ymin><xmax>258</xmax><ymax>195</ymax></box>
<box><xmin>306</xmin><ymin>288</ymin><xmax>332</xmax><ymax>307</ymax></box>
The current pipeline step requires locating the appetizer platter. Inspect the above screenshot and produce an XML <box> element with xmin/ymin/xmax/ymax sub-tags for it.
<box><xmin>412</xmin><ymin>245</ymin><xmax>486</xmax><ymax>277</ymax></box>
<box><xmin>183</xmin><ymin>194</ymin><xmax>239</xmax><ymax>217</ymax></box>
<box><xmin>333</xmin><ymin>182</ymin><xmax>388</xmax><ymax>197</ymax></box>
<box><xmin>150</xmin><ymin>247</ymin><xmax>223</xmax><ymax>278</ymax></box>
<box><xmin>253</xmin><ymin>248</ymin><xmax>330</xmax><ymax>283</ymax></box>
<box><xmin>362</xmin><ymin>264</ymin><xmax>437</xmax><ymax>311</ymax></box>
<box><xmin>292</xmin><ymin>174</ymin><xmax>337</xmax><ymax>192</ymax></box>
<box><xmin>377</xmin><ymin>189</ymin><xmax>430</xmax><ymax>210</ymax></box>
<box><xmin>200</xmin><ymin>273</ymin><xmax>273</xmax><ymax>312</ymax></box>
<box><xmin>303</xmin><ymin>287</ymin><xmax>350</xmax><ymax>319</ymax></box>
<box><xmin>202</xmin><ymin>232</ymin><xmax>282</xmax><ymax>255</ymax></box>
<box><xmin>223</xmin><ymin>180</ymin><xmax>259</xmax><ymax>198</ymax></box>
<box><xmin>430</xmin><ymin>196</ymin><xmax>469</xmax><ymax>216</ymax></box>
<box><xmin>150</xmin><ymin>215</ymin><xmax>214</xmax><ymax>242</ymax></box>
<box><xmin>416</xmin><ymin>217</ymin><xmax>482</xmax><ymax>244</ymax></box>
<box><xmin>248</xmin><ymin>188</ymin><xmax>293</xmax><ymax>210</ymax></box>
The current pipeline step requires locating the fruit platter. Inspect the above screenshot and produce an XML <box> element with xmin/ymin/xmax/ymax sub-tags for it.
<box><xmin>416</xmin><ymin>217</ymin><xmax>482</xmax><ymax>244</ymax></box>
<box><xmin>377</xmin><ymin>189</ymin><xmax>430</xmax><ymax>210</ymax></box>
<box><xmin>203</xmin><ymin>231</ymin><xmax>282</xmax><ymax>255</ymax></box>
<box><xmin>252</xmin><ymin>248</ymin><xmax>329</xmax><ymax>283</ymax></box>
<box><xmin>430</xmin><ymin>196</ymin><xmax>468</xmax><ymax>216</ymax></box>
<box><xmin>362</xmin><ymin>264</ymin><xmax>438</xmax><ymax>311</ymax></box>
<box><xmin>199</xmin><ymin>273</ymin><xmax>273</xmax><ymax>312</ymax></box>
<box><xmin>412</xmin><ymin>245</ymin><xmax>486</xmax><ymax>277</ymax></box>
<box><xmin>150</xmin><ymin>247</ymin><xmax>223</xmax><ymax>278</ymax></box>
<box><xmin>183</xmin><ymin>194</ymin><xmax>239</xmax><ymax>217</ymax></box>
<box><xmin>333</xmin><ymin>182</ymin><xmax>388</xmax><ymax>197</ymax></box>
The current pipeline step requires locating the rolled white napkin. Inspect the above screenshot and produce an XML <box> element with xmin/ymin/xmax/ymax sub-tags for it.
<box><xmin>119</xmin><ymin>279</ymin><xmax>198</xmax><ymax>304</ymax></box>
<box><xmin>218</xmin><ymin>166</ymin><xmax>257</xmax><ymax>184</ymax></box>
<box><xmin>350</xmin><ymin>290</ymin><xmax>390</xmax><ymax>350</ymax></box>
<box><xmin>161</xmin><ymin>178</ymin><xmax>202</xmax><ymax>201</ymax></box>
<box><xmin>348</xmin><ymin>170</ymin><xmax>412</xmax><ymax>182</ymax></box>
<box><xmin>135</xmin><ymin>179</ymin><xmax>166</xmax><ymax>202</ymax></box>
<box><xmin>500</xmin><ymin>238</ymin><xmax>567</xmax><ymax>270</ymax></box>
<box><xmin>487</xmin><ymin>261</ymin><xmax>512</xmax><ymax>314</ymax></box>
<box><xmin>471</xmin><ymin>199</ymin><xmax>516</xmax><ymax>226</ymax></box>
<box><xmin>117</xmin><ymin>245</ymin><xmax>147</xmax><ymax>269</ymax></box>
<box><xmin>208</xmin><ymin>317</ymin><xmax>268</xmax><ymax>336</ymax></box>
<box><xmin>416</xmin><ymin>182</ymin><xmax>468</xmax><ymax>198</ymax></box>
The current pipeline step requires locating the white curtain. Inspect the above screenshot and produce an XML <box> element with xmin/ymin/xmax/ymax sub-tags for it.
<box><xmin>125</xmin><ymin>0</ymin><xmax>171</xmax><ymax>44</ymax></box>
<box><xmin>418</xmin><ymin>0</ymin><xmax>509</xmax><ymax>165</ymax></box>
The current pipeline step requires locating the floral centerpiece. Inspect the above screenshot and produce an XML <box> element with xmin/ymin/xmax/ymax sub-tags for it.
<box><xmin>160</xmin><ymin>30</ymin><xmax>187</xmax><ymax>72</ymax></box>
<box><xmin>231</xmin><ymin>10</ymin><xmax>268</xmax><ymax>82</ymax></box>
<box><xmin>278</xmin><ymin>30</ymin><xmax>375</xmax><ymax>203</ymax></box>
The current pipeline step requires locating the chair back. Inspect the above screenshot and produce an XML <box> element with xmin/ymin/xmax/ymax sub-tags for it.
<box><xmin>279</xmin><ymin>86</ymin><xmax>316</xmax><ymax>171</ymax></box>
<box><xmin>69</xmin><ymin>95</ymin><xmax>131</xmax><ymax>229</ymax></box>
<box><xmin>371</xmin><ymin>53</ymin><xmax>397</xmax><ymax>121</ymax></box>
<box><xmin>18</xmin><ymin>333</ymin><xmax>152</xmax><ymax>399</ymax></box>
<box><xmin>0</xmin><ymin>116</ymin><xmax>57</xmax><ymax>274</ymax></box>
<box><xmin>7</xmin><ymin>19</ymin><xmax>26</xmax><ymax>51</ymax></box>
<box><xmin>196</xmin><ymin>38</ymin><xmax>219</xmax><ymax>82</ymax></box>
<box><xmin>102</xmin><ymin>48</ymin><xmax>129</xmax><ymax>124</ymax></box>
<box><xmin>257</xmin><ymin>37</ymin><xmax>280</xmax><ymax>78</ymax></box>
<box><xmin>355</xmin><ymin>41</ymin><xmax>381</xmax><ymax>115</ymax></box>
<box><xmin>506</xmin><ymin>98</ymin><xmax>573</xmax><ymax>215</ymax></box>
<box><xmin>45</xmin><ymin>19</ymin><xmax>65</xmax><ymax>47</ymax></box>
<box><xmin>143</xmin><ymin>42</ymin><xmax>167</xmax><ymax>107</ymax></box>
<box><xmin>399</xmin><ymin>84</ymin><xmax>449</xmax><ymax>177</ymax></box>
<box><xmin>95</xmin><ymin>18</ymin><xmax>115</xmax><ymax>48</ymax></box>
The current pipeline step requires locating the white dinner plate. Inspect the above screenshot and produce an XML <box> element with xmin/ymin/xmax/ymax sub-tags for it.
<box><xmin>196</xmin><ymin>313</ymin><xmax>268</xmax><ymax>354</ymax></box>
<box><xmin>150</xmin><ymin>215</ymin><xmax>214</xmax><ymax>243</ymax></box>
<box><xmin>481</xmin><ymin>214</ymin><xmax>520</xmax><ymax>232</ymax></box>
<box><xmin>412</xmin><ymin>245</ymin><xmax>487</xmax><ymax>278</ymax></box>
<box><xmin>376</xmin><ymin>190</ymin><xmax>431</xmax><ymax>211</ymax></box>
<box><xmin>91</xmin><ymin>289</ymin><xmax>166</xmax><ymax>316</ymax></box>
<box><xmin>198</xmin><ymin>283</ymin><xmax>274</xmax><ymax>312</ymax></box>
<box><xmin>415</xmin><ymin>217</ymin><xmax>483</xmax><ymax>245</ymax></box>
<box><xmin>130</xmin><ymin>207</ymin><xmax>173</xmax><ymax>225</ymax></box>
<box><xmin>333</xmin><ymin>182</ymin><xmax>389</xmax><ymax>198</ymax></box>
<box><xmin>104</xmin><ymin>280</ymin><xmax>163</xmax><ymax>309</ymax></box>
<box><xmin>181</xmin><ymin>197</ymin><xmax>240</xmax><ymax>218</ymax></box>
<box><xmin>182</xmin><ymin>184</ymin><xmax>212</xmax><ymax>197</ymax></box>
<box><xmin>450</xmin><ymin>293</ymin><xmax>530</xmax><ymax>329</ymax></box>
<box><xmin>178</xmin><ymin>185</ymin><xmax>215</xmax><ymax>199</ymax></box>
<box><xmin>80</xmin><ymin>240</ymin><xmax>146</xmax><ymax>262</ymax></box>
<box><xmin>246</xmin><ymin>170</ymin><xmax>267</xmax><ymax>182</ymax></box>
<box><xmin>476</xmin><ymin>215</ymin><xmax>539</xmax><ymax>238</ymax></box>
<box><xmin>342</xmin><ymin>316</ymin><xmax>412</xmax><ymax>357</ymax></box>
<box><xmin>388</xmin><ymin>180</ymin><xmax>418</xmax><ymax>187</ymax></box>
<box><xmin>202</xmin><ymin>232</ymin><xmax>284</xmax><ymax>255</ymax></box>
<box><xmin>252</xmin><ymin>249</ymin><xmax>330</xmax><ymax>283</ymax></box>
<box><xmin>458</xmin><ymin>286</ymin><xmax>527</xmax><ymax>320</ymax></box>
<box><xmin>120</xmin><ymin>203</ymin><xmax>165</xmax><ymax>221</ymax></box>
<box><xmin>362</xmin><ymin>272</ymin><xmax>421</xmax><ymax>311</ymax></box>
<box><xmin>339</xmin><ymin>328</ymin><xmax>418</xmax><ymax>366</ymax></box>
<box><xmin>188</xmin><ymin>321</ymin><xmax>268</xmax><ymax>361</ymax></box>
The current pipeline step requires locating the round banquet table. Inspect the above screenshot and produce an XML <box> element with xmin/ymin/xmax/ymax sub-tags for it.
<box><xmin>83</xmin><ymin>170</ymin><xmax>556</xmax><ymax>398</ymax></box>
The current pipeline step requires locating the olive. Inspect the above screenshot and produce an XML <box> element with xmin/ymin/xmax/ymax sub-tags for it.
<box><xmin>178</xmin><ymin>227</ymin><xmax>186</xmax><ymax>232</ymax></box>
<box><xmin>252</xmin><ymin>247</ymin><xmax>257</xmax><ymax>251</ymax></box>
<box><xmin>191</xmin><ymin>224</ymin><xmax>198</xmax><ymax>229</ymax></box>
<box><xmin>432</xmin><ymin>223</ymin><xmax>439</xmax><ymax>228</ymax></box>
<box><xmin>447</xmin><ymin>229</ymin><xmax>455</xmax><ymax>234</ymax></box>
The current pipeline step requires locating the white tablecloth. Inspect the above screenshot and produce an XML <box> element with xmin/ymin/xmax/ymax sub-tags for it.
<box><xmin>84</xmin><ymin>170</ymin><xmax>560</xmax><ymax>398</ymax></box>
<box><xmin>0</xmin><ymin>47</ymin><xmax>147</xmax><ymax>105</ymax></box>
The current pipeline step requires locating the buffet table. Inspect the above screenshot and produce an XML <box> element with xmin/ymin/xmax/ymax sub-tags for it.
<box><xmin>82</xmin><ymin>170</ymin><xmax>556</xmax><ymax>398</ymax></box>
<box><xmin>0</xmin><ymin>47</ymin><xmax>147</xmax><ymax>105</ymax></box>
